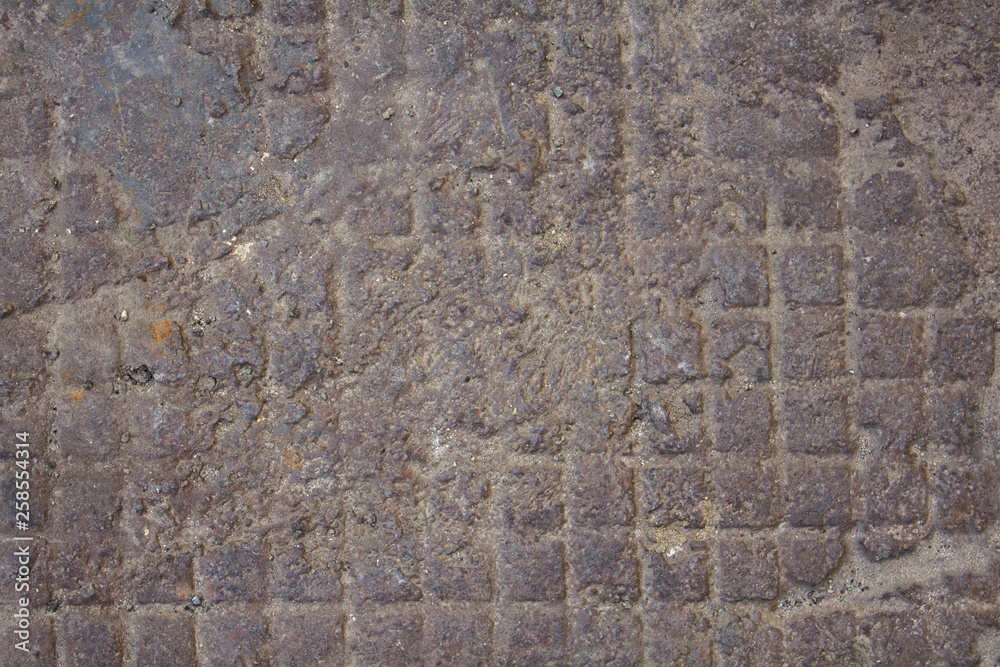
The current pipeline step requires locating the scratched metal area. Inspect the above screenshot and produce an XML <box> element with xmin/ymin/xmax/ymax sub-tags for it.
<box><xmin>0</xmin><ymin>0</ymin><xmax>999</xmax><ymax>664</ymax></box>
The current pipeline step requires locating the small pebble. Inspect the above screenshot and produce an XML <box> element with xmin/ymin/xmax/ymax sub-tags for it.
<box><xmin>382</xmin><ymin>107</ymin><xmax>395</xmax><ymax>119</ymax></box>
<box><xmin>554</xmin><ymin>86</ymin><xmax>563</xmax><ymax>98</ymax></box>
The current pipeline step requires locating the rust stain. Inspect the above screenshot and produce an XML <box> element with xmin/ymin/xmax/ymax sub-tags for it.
<box><xmin>69</xmin><ymin>388</ymin><xmax>85</xmax><ymax>403</ymax></box>
<box><xmin>283</xmin><ymin>449</ymin><xmax>303</xmax><ymax>470</ymax></box>
<box><xmin>58</xmin><ymin>3</ymin><xmax>95</xmax><ymax>35</ymax></box>
<box><xmin>151</xmin><ymin>320</ymin><xmax>173</xmax><ymax>342</ymax></box>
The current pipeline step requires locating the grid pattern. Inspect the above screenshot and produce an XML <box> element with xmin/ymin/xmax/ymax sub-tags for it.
<box><xmin>0</xmin><ymin>0</ymin><xmax>998</xmax><ymax>665</ymax></box>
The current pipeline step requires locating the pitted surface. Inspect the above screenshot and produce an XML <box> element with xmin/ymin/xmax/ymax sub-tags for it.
<box><xmin>1</xmin><ymin>0</ymin><xmax>1000</xmax><ymax>664</ymax></box>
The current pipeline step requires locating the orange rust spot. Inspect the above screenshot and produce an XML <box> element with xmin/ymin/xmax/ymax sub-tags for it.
<box><xmin>69</xmin><ymin>388</ymin><xmax>85</xmax><ymax>403</ymax></box>
<box><xmin>59</xmin><ymin>4</ymin><xmax>95</xmax><ymax>34</ymax></box>
<box><xmin>151</xmin><ymin>320</ymin><xmax>173</xmax><ymax>342</ymax></box>
<box><xmin>143</xmin><ymin>301</ymin><xmax>167</xmax><ymax>311</ymax></box>
<box><xmin>283</xmin><ymin>449</ymin><xmax>303</xmax><ymax>470</ymax></box>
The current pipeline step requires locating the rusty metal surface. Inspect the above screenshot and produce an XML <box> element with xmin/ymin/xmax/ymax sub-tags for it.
<box><xmin>1</xmin><ymin>0</ymin><xmax>999</xmax><ymax>664</ymax></box>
